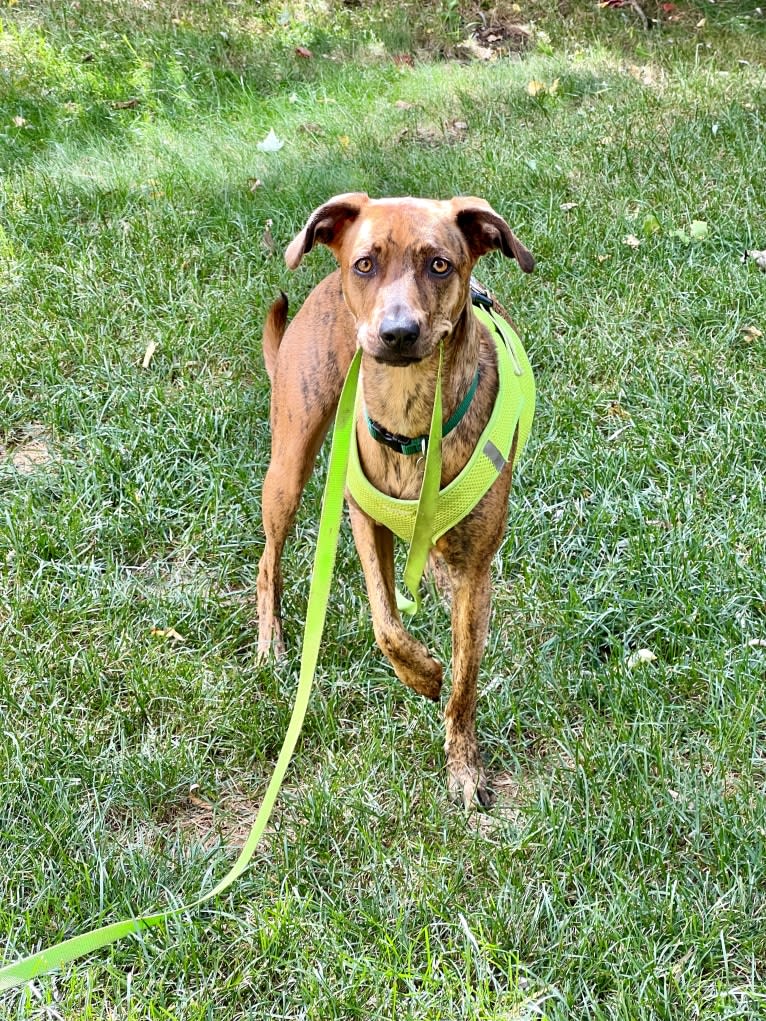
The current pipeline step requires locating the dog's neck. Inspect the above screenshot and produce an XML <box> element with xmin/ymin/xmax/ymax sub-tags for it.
<box><xmin>360</xmin><ymin>303</ymin><xmax>478</xmax><ymax>440</ymax></box>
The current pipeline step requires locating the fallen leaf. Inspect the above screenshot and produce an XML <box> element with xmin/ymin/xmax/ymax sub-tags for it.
<box><xmin>392</xmin><ymin>53</ymin><xmax>414</xmax><ymax>67</ymax></box>
<box><xmin>112</xmin><ymin>98</ymin><xmax>140</xmax><ymax>110</ymax></box>
<box><xmin>338</xmin><ymin>135</ymin><xmax>350</xmax><ymax>148</ymax></box>
<box><xmin>256</xmin><ymin>129</ymin><xmax>284</xmax><ymax>153</ymax></box>
<box><xmin>526</xmin><ymin>80</ymin><xmax>546</xmax><ymax>97</ymax></box>
<box><xmin>742</xmin><ymin>325</ymin><xmax>763</xmax><ymax>341</ymax></box>
<box><xmin>743</xmin><ymin>249</ymin><xmax>766</xmax><ymax>271</ymax></box>
<box><xmin>548</xmin><ymin>78</ymin><xmax>560</xmax><ymax>96</ymax></box>
<box><xmin>394</xmin><ymin>100</ymin><xmax>415</xmax><ymax>110</ymax></box>
<box><xmin>295</xmin><ymin>46</ymin><xmax>313</xmax><ymax>58</ymax></box>
<box><xmin>560</xmin><ymin>202</ymin><xmax>578</xmax><ymax>212</ymax></box>
<box><xmin>597</xmin><ymin>254</ymin><xmax>610</xmax><ymax>263</ymax></box>
<box><xmin>11</xmin><ymin>115</ymin><xmax>26</xmax><ymax>127</ymax></box>
<box><xmin>456</xmin><ymin>38</ymin><xmax>494</xmax><ymax>61</ymax></box>
<box><xmin>642</xmin><ymin>213</ymin><xmax>662</xmax><ymax>237</ymax></box>
<box><xmin>247</xmin><ymin>177</ymin><xmax>263</xmax><ymax>192</ymax></box>
<box><xmin>141</xmin><ymin>340</ymin><xmax>157</xmax><ymax>369</ymax></box>
<box><xmin>670</xmin><ymin>228</ymin><xmax>690</xmax><ymax>243</ymax></box>
<box><xmin>697</xmin><ymin>17</ymin><xmax>706</xmax><ymax>28</ymax></box>
<box><xmin>689</xmin><ymin>220</ymin><xmax>709</xmax><ymax>240</ymax></box>
<box><xmin>262</xmin><ymin>218</ymin><xmax>275</xmax><ymax>255</ymax></box>
<box><xmin>606</xmin><ymin>400</ymin><xmax>631</xmax><ymax>420</ymax></box>
<box><xmin>451</xmin><ymin>120</ymin><xmax>468</xmax><ymax>133</ymax></box>
<box><xmin>623</xmin><ymin>234</ymin><xmax>642</xmax><ymax>249</ymax></box>
<box><xmin>151</xmin><ymin>627</ymin><xmax>185</xmax><ymax>642</ymax></box>
<box><xmin>627</xmin><ymin>648</ymin><xmax>657</xmax><ymax>669</ymax></box>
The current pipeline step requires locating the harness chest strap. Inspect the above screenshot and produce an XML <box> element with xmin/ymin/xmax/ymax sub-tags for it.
<box><xmin>346</xmin><ymin>304</ymin><xmax>536</xmax><ymax>550</ymax></box>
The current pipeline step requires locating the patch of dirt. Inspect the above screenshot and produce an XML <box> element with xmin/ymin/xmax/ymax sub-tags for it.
<box><xmin>167</xmin><ymin>785</ymin><xmax>297</xmax><ymax>850</ymax></box>
<box><xmin>472</xmin><ymin>18</ymin><xmax>532</xmax><ymax>54</ymax></box>
<box><xmin>470</xmin><ymin>770</ymin><xmax>535</xmax><ymax>835</ymax></box>
<box><xmin>1</xmin><ymin>423</ymin><xmax>56</xmax><ymax>474</ymax></box>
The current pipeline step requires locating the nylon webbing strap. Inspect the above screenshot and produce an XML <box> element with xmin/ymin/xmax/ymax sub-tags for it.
<box><xmin>0</xmin><ymin>348</ymin><xmax>364</xmax><ymax>993</ymax></box>
<box><xmin>398</xmin><ymin>344</ymin><xmax>443</xmax><ymax>615</ymax></box>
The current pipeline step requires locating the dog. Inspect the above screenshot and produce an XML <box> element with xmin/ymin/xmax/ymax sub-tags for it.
<box><xmin>256</xmin><ymin>194</ymin><xmax>535</xmax><ymax>807</ymax></box>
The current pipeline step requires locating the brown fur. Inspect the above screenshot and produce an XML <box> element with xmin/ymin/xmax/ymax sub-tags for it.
<box><xmin>256</xmin><ymin>194</ymin><xmax>534</xmax><ymax>807</ymax></box>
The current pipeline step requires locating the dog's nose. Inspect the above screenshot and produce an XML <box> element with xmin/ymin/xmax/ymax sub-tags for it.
<box><xmin>379</xmin><ymin>315</ymin><xmax>420</xmax><ymax>350</ymax></box>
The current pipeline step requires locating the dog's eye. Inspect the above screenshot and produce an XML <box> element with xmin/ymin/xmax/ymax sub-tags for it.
<box><xmin>354</xmin><ymin>257</ymin><xmax>374</xmax><ymax>275</ymax></box>
<box><xmin>430</xmin><ymin>257</ymin><xmax>452</xmax><ymax>276</ymax></box>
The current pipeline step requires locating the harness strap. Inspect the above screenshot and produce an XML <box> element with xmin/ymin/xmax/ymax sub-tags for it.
<box><xmin>347</xmin><ymin>304</ymin><xmax>535</xmax><ymax>613</ymax></box>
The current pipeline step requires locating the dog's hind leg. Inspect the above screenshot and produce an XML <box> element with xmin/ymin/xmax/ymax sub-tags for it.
<box><xmin>348</xmin><ymin>502</ymin><xmax>443</xmax><ymax>701</ymax></box>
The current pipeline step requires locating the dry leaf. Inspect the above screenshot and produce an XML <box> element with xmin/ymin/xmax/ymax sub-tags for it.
<box><xmin>526</xmin><ymin>80</ymin><xmax>546</xmax><ymax>97</ymax></box>
<box><xmin>256</xmin><ymin>129</ymin><xmax>284</xmax><ymax>153</ymax></box>
<box><xmin>295</xmin><ymin>46</ymin><xmax>313</xmax><ymax>58</ymax></box>
<box><xmin>627</xmin><ymin>648</ymin><xmax>657</xmax><ymax>669</ymax></box>
<box><xmin>12</xmin><ymin>115</ymin><xmax>27</xmax><ymax>127</ymax></box>
<box><xmin>112</xmin><ymin>98</ymin><xmax>140</xmax><ymax>110</ymax></box>
<box><xmin>262</xmin><ymin>218</ymin><xmax>275</xmax><ymax>255</ymax></box>
<box><xmin>744</xmin><ymin>249</ymin><xmax>766</xmax><ymax>271</ymax></box>
<box><xmin>338</xmin><ymin>135</ymin><xmax>350</xmax><ymax>148</ymax></box>
<box><xmin>560</xmin><ymin>202</ymin><xmax>578</xmax><ymax>212</ymax></box>
<box><xmin>606</xmin><ymin>400</ymin><xmax>631</xmax><ymax>420</ymax></box>
<box><xmin>456</xmin><ymin>38</ymin><xmax>494</xmax><ymax>61</ymax></box>
<box><xmin>597</xmin><ymin>254</ymin><xmax>610</xmax><ymax>263</ymax></box>
<box><xmin>141</xmin><ymin>340</ymin><xmax>157</xmax><ymax>369</ymax></box>
<box><xmin>623</xmin><ymin>234</ymin><xmax>642</xmax><ymax>249</ymax></box>
<box><xmin>151</xmin><ymin>627</ymin><xmax>185</xmax><ymax>642</ymax></box>
<box><xmin>247</xmin><ymin>177</ymin><xmax>263</xmax><ymax>192</ymax></box>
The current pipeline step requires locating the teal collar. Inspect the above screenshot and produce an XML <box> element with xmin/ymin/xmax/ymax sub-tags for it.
<box><xmin>364</xmin><ymin>365</ymin><xmax>480</xmax><ymax>456</ymax></box>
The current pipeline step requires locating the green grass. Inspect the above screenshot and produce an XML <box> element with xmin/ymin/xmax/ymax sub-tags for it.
<box><xmin>1</xmin><ymin>0</ymin><xmax>766</xmax><ymax>1017</ymax></box>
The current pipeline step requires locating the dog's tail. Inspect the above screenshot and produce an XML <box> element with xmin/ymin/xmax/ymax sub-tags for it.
<box><xmin>262</xmin><ymin>292</ymin><xmax>288</xmax><ymax>383</ymax></box>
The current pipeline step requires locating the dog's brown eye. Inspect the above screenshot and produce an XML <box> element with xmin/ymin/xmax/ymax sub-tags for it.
<box><xmin>354</xmin><ymin>257</ymin><xmax>374</xmax><ymax>275</ymax></box>
<box><xmin>430</xmin><ymin>257</ymin><xmax>452</xmax><ymax>276</ymax></box>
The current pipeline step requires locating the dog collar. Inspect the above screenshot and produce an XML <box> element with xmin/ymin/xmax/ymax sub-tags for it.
<box><xmin>362</xmin><ymin>284</ymin><xmax>493</xmax><ymax>456</ymax></box>
<box><xmin>364</xmin><ymin>368</ymin><xmax>479</xmax><ymax>455</ymax></box>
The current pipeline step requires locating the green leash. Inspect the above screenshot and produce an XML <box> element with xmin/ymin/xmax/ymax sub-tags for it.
<box><xmin>0</xmin><ymin>344</ymin><xmax>446</xmax><ymax>993</ymax></box>
<box><xmin>0</xmin><ymin>349</ymin><xmax>370</xmax><ymax>991</ymax></box>
<box><xmin>399</xmin><ymin>344</ymin><xmax>443</xmax><ymax>614</ymax></box>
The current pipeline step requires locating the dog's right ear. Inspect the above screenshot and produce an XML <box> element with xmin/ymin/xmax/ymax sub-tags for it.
<box><xmin>285</xmin><ymin>193</ymin><xmax>369</xmax><ymax>270</ymax></box>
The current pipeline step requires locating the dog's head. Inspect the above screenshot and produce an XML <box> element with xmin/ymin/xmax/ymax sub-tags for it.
<box><xmin>285</xmin><ymin>193</ymin><xmax>534</xmax><ymax>366</ymax></box>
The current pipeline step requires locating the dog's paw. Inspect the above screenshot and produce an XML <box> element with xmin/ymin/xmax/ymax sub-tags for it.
<box><xmin>256</xmin><ymin>626</ymin><xmax>286</xmax><ymax>662</ymax></box>
<box><xmin>447</xmin><ymin>758</ymin><xmax>494</xmax><ymax>810</ymax></box>
<box><xmin>393</xmin><ymin>655</ymin><xmax>443</xmax><ymax>701</ymax></box>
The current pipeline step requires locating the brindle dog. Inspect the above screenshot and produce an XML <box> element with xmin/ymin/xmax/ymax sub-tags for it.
<box><xmin>256</xmin><ymin>193</ymin><xmax>534</xmax><ymax>807</ymax></box>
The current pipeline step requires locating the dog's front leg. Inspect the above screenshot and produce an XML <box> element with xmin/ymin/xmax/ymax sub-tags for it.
<box><xmin>347</xmin><ymin>501</ymin><xmax>443</xmax><ymax>701</ymax></box>
<box><xmin>446</xmin><ymin>569</ymin><xmax>493</xmax><ymax>809</ymax></box>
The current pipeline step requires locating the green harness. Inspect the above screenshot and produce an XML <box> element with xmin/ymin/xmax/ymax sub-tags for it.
<box><xmin>347</xmin><ymin>302</ymin><xmax>535</xmax><ymax>558</ymax></box>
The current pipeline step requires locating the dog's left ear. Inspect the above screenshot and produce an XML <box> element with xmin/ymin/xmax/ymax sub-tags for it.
<box><xmin>451</xmin><ymin>197</ymin><xmax>535</xmax><ymax>273</ymax></box>
<box><xmin>285</xmin><ymin>192</ymin><xmax>369</xmax><ymax>270</ymax></box>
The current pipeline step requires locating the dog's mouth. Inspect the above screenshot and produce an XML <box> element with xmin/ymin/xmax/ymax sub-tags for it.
<box><xmin>370</xmin><ymin>351</ymin><xmax>424</xmax><ymax>367</ymax></box>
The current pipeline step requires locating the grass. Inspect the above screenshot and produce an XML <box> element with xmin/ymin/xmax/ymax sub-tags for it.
<box><xmin>1</xmin><ymin>0</ymin><xmax>766</xmax><ymax>1016</ymax></box>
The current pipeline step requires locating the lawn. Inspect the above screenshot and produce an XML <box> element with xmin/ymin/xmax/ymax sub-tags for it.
<box><xmin>1</xmin><ymin>0</ymin><xmax>765</xmax><ymax>1017</ymax></box>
